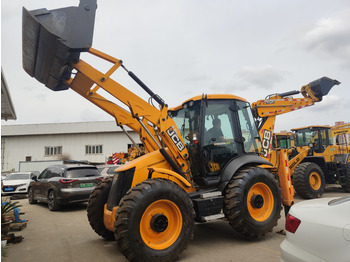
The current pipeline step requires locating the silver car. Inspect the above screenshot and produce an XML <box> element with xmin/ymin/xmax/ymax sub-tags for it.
<box><xmin>28</xmin><ymin>164</ymin><xmax>103</xmax><ymax>211</ymax></box>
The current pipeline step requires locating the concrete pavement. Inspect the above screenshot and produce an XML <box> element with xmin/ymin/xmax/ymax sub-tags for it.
<box><xmin>2</xmin><ymin>185</ymin><xmax>348</xmax><ymax>262</ymax></box>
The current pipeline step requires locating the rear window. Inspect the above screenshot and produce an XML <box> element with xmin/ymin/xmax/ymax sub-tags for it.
<box><xmin>65</xmin><ymin>167</ymin><xmax>100</xmax><ymax>178</ymax></box>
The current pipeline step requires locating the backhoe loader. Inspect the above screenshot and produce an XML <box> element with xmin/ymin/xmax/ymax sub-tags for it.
<box><xmin>21</xmin><ymin>1</ymin><xmax>340</xmax><ymax>261</ymax></box>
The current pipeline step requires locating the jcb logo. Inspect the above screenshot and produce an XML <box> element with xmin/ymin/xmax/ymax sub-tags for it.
<box><xmin>261</xmin><ymin>130</ymin><xmax>272</xmax><ymax>158</ymax></box>
<box><xmin>167</xmin><ymin>128</ymin><xmax>185</xmax><ymax>152</ymax></box>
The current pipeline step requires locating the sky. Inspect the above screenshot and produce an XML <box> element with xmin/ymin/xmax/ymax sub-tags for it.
<box><xmin>1</xmin><ymin>0</ymin><xmax>349</xmax><ymax>132</ymax></box>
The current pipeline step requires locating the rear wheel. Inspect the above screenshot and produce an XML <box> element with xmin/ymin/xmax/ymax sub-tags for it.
<box><xmin>115</xmin><ymin>179</ymin><xmax>195</xmax><ymax>262</ymax></box>
<box><xmin>48</xmin><ymin>190</ymin><xmax>60</xmax><ymax>211</ymax></box>
<box><xmin>28</xmin><ymin>187</ymin><xmax>37</xmax><ymax>204</ymax></box>
<box><xmin>293</xmin><ymin>162</ymin><xmax>325</xmax><ymax>199</ymax></box>
<box><xmin>224</xmin><ymin>167</ymin><xmax>282</xmax><ymax>238</ymax></box>
<box><xmin>87</xmin><ymin>177</ymin><xmax>114</xmax><ymax>240</ymax></box>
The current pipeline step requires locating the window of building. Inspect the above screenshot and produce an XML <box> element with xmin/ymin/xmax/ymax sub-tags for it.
<box><xmin>85</xmin><ymin>145</ymin><xmax>103</xmax><ymax>155</ymax></box>
<box><xmin>45</xmin><ymin>146</ymin><xmax>62</xmax><ymax>156</ymax></box>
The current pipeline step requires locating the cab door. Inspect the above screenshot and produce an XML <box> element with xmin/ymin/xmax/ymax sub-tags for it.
<box><xmin>201</xmin><ymin>100</ymin><xmax>240</xmax><ymax>176</ymax></box>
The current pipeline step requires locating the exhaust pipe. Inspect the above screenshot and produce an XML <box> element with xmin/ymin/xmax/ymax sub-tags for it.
<box><xmin>22</xmin><ymin>0</ymin><xmax>97</xmax><ymax>91</ymax></box>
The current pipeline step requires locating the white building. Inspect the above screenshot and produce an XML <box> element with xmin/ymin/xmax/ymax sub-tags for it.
<box><xmin>1</xmin><ymin>121</ymin><xmax>140</xmax><ymax>172</ymax></box>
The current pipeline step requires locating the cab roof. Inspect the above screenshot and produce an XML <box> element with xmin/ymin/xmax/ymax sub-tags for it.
<box><xmin>291</xmin><ymin>125</ymin><xmax>331</xmax><ymax>131</ymax></box>
<box><xmin>169</xmin><ymin>94</ymin><xmax>247</xmax><ymax>111</ymax></box>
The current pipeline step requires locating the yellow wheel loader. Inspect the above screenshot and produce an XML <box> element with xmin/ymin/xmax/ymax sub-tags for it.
<box><xmin>21</xmin><ymin>1</ymin><xmax>340</xmax><ymax>261</ymax></box>
<box><xmin>290</xmin><ymin>125</ymin><xmax>350</xmax><ymax>199</ymax></box>
<box><xmin>332</xmin><ymin>123</ymin><xmax>350</xmax><ymax>147</ymax></box>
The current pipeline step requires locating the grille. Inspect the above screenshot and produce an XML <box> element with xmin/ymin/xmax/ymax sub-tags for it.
<box><xmin>106</xmin><ymin>167</ymin><xmax>135</xmax><ymax>210</ymax></box>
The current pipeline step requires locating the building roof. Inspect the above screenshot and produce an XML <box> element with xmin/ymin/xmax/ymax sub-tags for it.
<box><xmin>1</xmin><ymin>68</ymin><xmax>17</xmax><ymax>121</ymax></box>
<box><xmin>1</xmin><ymin>121</ymin><xmax>133</xmax><ymax>136</ymax></box>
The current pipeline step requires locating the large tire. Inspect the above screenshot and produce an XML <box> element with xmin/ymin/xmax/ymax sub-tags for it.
<box><xmin>115</xmin><ymin>179</ymin><xmax>195</xmax><ymax>262</ymax></box>
<box><xmin>28</xmin><ymin>187</ymin><xmax>37</xmax><ymax>204</ymax></box>
<box><xmin>224</xmin><ymin>166</ymin><xmax>282</xmax><ymax>238</ymax></box>
<box><xmin>87</xmin><ymin>177</ymin><xmax>114</xmax><ymax>240</ymax></box>
<box><xmin>341</xmin><ymin>164</ymin><xmax>350</xmax><ymax>193</ymax></box>
<box><xmin>293</xmin><ymin>162</ymin><xmax>325</xmax><ymax>199</ymax></box>
<box><xmin>48</xmin><ymin>190</ymin><xmax>60</xmax><ymax>211</ymax></box>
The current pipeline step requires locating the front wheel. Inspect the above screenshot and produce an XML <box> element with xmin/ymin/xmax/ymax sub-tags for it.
<box><xmin>115</xmin><ymin>179</ymin><xmax>195</xmax><ymax>262</ymax></box>
<box><xmin>224</xmin><ymin>166</ymin><xmax>282</xmax><ymax>238</ymax></box>
<box><xmin>28</xmin><ymin>187</ymin><xmax>37</xmax><ymax>204</ymax></box>
<box><xmin>293</xmin><ymin>162</ymin><xmax>325</xmax><ymax>199</ymax></box>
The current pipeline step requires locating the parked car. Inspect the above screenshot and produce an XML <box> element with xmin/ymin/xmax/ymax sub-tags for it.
<box><xmin>280</xmin><ymin>195</ymin><xmax>350</xmax><ymax>262</ymax></box>
<box><xmin>28</xmin><ymin>164</ymin><xmax>103</xmax><ymax>211</ymax></box>
<box><xmin>1</xmin><ymin>172</ymin><xmax>36</xmax><ymax>195</ymax></box>
<box><xmin>96</xmin><ymin>164</ymin><xmax>120</xmax><ymax>177</ymax></box>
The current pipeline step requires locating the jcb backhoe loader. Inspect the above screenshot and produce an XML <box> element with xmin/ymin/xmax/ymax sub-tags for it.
<box><xmin>22</xmin><ymin>1</ymin><xmax>340</xmax><ymax>261</ymax></box>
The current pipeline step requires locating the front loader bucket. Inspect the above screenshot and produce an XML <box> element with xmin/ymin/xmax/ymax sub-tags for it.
<box><xmin>22</xmin><ymin>0</ymin><xmax>97</xmax><ymax>91</ymax></box>
<box><xmin>307</xmin><ymin>77</ymin><xmax>340</xmax><ymax>101</ymax></box>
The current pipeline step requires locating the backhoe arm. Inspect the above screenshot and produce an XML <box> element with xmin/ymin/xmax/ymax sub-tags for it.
<box><xmin>252</xmin><ymin>77</ymin><xmax>340</xmax><ymax>158</ymax></box>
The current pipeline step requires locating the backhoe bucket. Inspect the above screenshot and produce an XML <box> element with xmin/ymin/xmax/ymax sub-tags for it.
<box><xmin>22</xmin><ymin>0</ymin><xmax>97</xmax><ymax>91</ymax></box>
<box><xmin>308</xmin><ymin>77</ymin><xmax>340</xmax><ymax>101</ymax></box>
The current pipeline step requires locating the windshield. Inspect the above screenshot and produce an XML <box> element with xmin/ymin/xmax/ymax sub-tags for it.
<box><xmin>170</xmin><ymin>102</ymin><xmax>200</xmax><ymax>142</ymax></box>
<box><xmin>295</xmin><ymin>129</ymin><xmax>313</xmax><ymax>146</ymax></box>
<box><xmin>295</xmin><ymin>128</ymin><xmax>331</xmax><ymax>147</ymax></box>
<box><xmin>5</xmin><ymin>173</ymin><xmax>30</xmax><ymax>180</ymax></box>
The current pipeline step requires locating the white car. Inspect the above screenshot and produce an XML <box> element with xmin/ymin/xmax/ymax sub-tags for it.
<box><xmin>1</xmin><ymin>172</ymin><xmax>36</xmax><ymax>195</ymax></box>
<box><xmin>280</xmin><ymin>196</ymin><xmax>350</xmax><ymax>262</ymax></box>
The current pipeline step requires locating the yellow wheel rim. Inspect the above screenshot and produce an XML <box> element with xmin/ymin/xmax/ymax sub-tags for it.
<box><xmin>247</xmin><ymin>183</ymin><xmax>274</xmax><ymax>222</ymax></box>
<box><xmin>309</xmin><ymin>172</ymin><xmax>321</xmax><ymax>190</ymax></box>
<box><xmin>140</xmin><ymin>199</ymin><xmax>182</xmax><ymax>250</ymax></box>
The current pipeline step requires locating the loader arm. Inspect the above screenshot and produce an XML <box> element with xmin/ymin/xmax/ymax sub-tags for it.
<box><xmin>22</xmin><ymin>3</ymin><xmax>192</xmax><ymax>181</ymax></box>
<box><xmin>67</xmin><ymin>48</ymin><xmax>159</xmax><ymax>154</ymax></box>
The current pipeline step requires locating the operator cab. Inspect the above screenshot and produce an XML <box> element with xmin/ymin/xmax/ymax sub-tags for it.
<box><xmin>169</xmin><ymin>94</ymin><xmax>261</xmax><ymax>186</ymax></box>
<box><xmin>292</xmin><ymin>126</ymin><xmax>332</xmax><ymax>154</ymax></box>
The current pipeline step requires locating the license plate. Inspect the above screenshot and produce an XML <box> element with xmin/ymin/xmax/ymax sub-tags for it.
<box><xmin>80</xmin><ymin>183</ymin><xmax>93</xmax><ymax>188</ymax></box>
<box><xmin>4</xmin><ymin>187</ymin><xmax>14</xmax><ymax>191</ymax></box>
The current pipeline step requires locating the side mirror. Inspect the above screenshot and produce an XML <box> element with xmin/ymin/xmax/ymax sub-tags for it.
<box><xmin>32</xmin><ymin>176</ymin><xmax>38</xmax><ymax>181</ymax></box>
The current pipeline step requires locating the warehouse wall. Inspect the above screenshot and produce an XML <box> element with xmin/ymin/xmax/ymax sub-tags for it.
<box><xmin>1</xmin><ymin>122</ymin><xmax>140</xmax><ymax>172</ymax></box>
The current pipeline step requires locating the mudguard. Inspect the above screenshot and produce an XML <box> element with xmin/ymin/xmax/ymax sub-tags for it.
<box><xmin>218</xmin><ymin>154</ymin><xmax>272</xmax><ymax>191</ymax></box>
